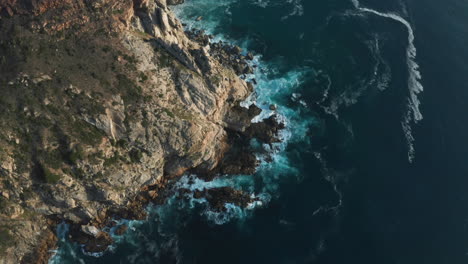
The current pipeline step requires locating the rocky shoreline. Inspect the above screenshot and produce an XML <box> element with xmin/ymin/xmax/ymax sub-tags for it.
<box><xmin>59</xmin><ymin>94</ymin><xmax>285</xmax><ymax>259</ymax></box>
<box><xmin>0</xmin><ymin>0</ymin><xmax>283</xmax><ymax>263</ymax></box>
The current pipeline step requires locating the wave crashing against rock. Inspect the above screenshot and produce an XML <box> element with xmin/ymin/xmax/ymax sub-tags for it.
<box><xmin>0</xmin><ymin>0</ymin><xmax>283</xmax><ymax>262</ymax></box>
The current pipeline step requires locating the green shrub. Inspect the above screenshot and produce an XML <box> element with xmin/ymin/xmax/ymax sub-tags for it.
<box><xmin>75</xmin><ymin>168</ymin><xmax>86</xmax><ymax>179</ymax></box>
<box><xmin>112</xmin><ymin>9</ymin><xmax>124</xmax><ymax>15</ymax></box>
<box><xmin>143</xmin><ymin>95</ymin><xmax>153</xmax><ymax>103</ymax></box>
<box><xmin>129</xmin><ymin>148</ymin><xmax>142</xmax><ymax>163</ymax></box>
<box><xmin>115</xmin><ymin>139</ymin><xmax>128</xmax><ymax>148</ymax></box>
<box><xmin>139</xmin><ymin>72</ymin><xmax>148</xmax><ymax>83</ymax></box>
<box><xmin>117</xmin><ymin>74</ymin><xmax>142</xmax><ymax>105</ymax></box>
<box><xmin>102</xmin><ymin>45</ymin><xmax>111</xmax><ymax>53</ymax></box>
<box><xmin>72</xmin><ymin>120</ymin><xmax>105</xmax><ymax>146</ymax></box>
<box><xmin>0</xmin><ymin>197</ymin><xmax>6</xmax><ymax>211</ymax></box>
<box><xmin>0</xmin><ymin>227</ymin><xmax>13</xmax><ymax>254</ymax></box>
<box><xmin>43</xmin><ymin>168</ymin><xmax>60</xmax><ymax>184</ymax></box>
<box><xmin>163</xmin><ymin>109</ymin><xmax>174</xmax><ymax>118</ymax></box>
<box><xmin>42</xmin><ymin>149</ymin><xmax>63</xmax><ymax>169</ymax></box>
<box><xmin>104</xmin><ymin>152</ymin><xmax>121</xmax><ymax>167</ymax></box>
<box><xmin>67</xmin><ymin>146</ymin><xmax>83</xmax><ymax>164</ymax></box>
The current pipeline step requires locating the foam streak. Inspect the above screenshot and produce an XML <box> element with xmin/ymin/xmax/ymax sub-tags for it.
<box><xmin>351</xmin><ymin>0</ymin><xmax>423</xmax><ymax>162</ymax></box>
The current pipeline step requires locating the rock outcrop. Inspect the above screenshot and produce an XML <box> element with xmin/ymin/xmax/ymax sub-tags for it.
<box><xmin>0</xmin><ymin>0</ymin><xmax>281</xmax><ymax>263</ymax></box>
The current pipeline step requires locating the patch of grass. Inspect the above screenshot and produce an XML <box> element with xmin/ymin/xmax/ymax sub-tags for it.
<box><xmin>0</xmin><ymin>227</ymin><xmax>13</xmax><ymax>255</ymax></box>
<box><xmin>162</xmin><ymin>108</ymin><xmax>175</xmax><ymax>118</ymax></box>
<box><xmin>117</xmin><ymin>74</ymin><xmax>142</xmax><ymax>105</ymax></box>
<box><xmin>113</xmin><ymin>9</ymin><xmax>124</xmax><ymax>15</ymax></box>
<box><xmin>132</xmin><ymin>30</ymin><xmax>154</xmax><ymax>40</ymax></box>
<box><xmin>103</xmin><ymin>152</ymin><xmax>121</xmax><ymax>167</ymax></box>
<box><xmin>157</xmin><ymin>52</ymin><xmax>173</xmax><ymax>69</ymax></box>
<box><xmin>63</xmin><ymin>167</ymin><xmax>86</xmax><ymax>180</ymax></box>
<box><xmin>12</xmin><ymin>149</ymin><xmax>30</xmax><ymax>174</ymax></box>
<box><xmin>43</xmin><ymin>167</ymin><xmax>60</xmax><ymax>184</ymax></box>
<box><xmin>42</xmin><ymin>149</ymin><xmax>63</xmax><ymax>169</ymax></box>
<box><xmin>0</xmin><ymin>197</ymin><xmax>6</xmax><ymax>212</ymax></box>
<box><xmin>67</xmin><ymin>146</ymin><xmax>84</xmax><ymax>165</ymax></box>
<box><xmin>209</xmin><ymin>74</ymin><xmax>222</xmax><ymax>87</ymax></box>
<box><xmin>189</xmin><ymin>152</ymin><xmax>203</xmax><ymax>161</ymax></box>
<box><xmin>116</xmin><ymin>139</ymin><xmax>128</xmax><ymax>148</ymax></box>
<box><xmin>139</xmin><ymin>72</ymin><xmax>148</xmax><ymax>83</ymax></box>
<box><xmin>122</xmin><ymin>54</ymin><xmax>137</xmax><ymax>64</ymax></box>
<box><xmin>46</xmin><ymin>104</ymin><xmax>61</xmax><ymax>116</ymax></box>
<box><xmin>143</xmin><ymin>95</ymin><xmax>153</xmax><ymax>103</ymax></box>
<box><xmin>141</xmin><ymin>110</ymin><xmax>150</xmax><ymax>128</ymax></box>
<box><xmin>31</xmin><ymin>116</ymin><xmax>53</xmax><ymax>128</ymax></box>
<box><xmin>173</xmin><ymin>108</ymin><xmax>195</xmax><ymax>121</ymax></box>
<box><xmin>102</xmin><ymin>45</ymin><xmax>111</xmax><ymax>53</ymax></box>
<box><xmin>69</xmin><ymin>92</ymin><xmax>106</xmax><ymax>116</ymax></box>
<box><xmin>94</xmin><ymin>171</ymin><xmax>104</xmax><ymax>179</ymax></box>
<box><xmin>71</xmin><ymin>119</ymin><xmax>105</xmax><ymax>146</ymax></box>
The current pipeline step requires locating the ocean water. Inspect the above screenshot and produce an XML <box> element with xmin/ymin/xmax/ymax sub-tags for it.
<box><xmin>50</xmin><ymin>0</ymin><xmax>468</xmax><ymax>263</ymax></box>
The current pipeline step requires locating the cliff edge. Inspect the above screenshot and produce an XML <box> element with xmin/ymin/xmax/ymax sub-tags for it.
<box><xmin>0</xmin><ymin>0</ymin><xmax>281</xmax><ymax>263</ymax></box>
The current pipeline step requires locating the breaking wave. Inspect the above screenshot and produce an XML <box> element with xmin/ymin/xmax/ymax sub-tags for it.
<box><xmin>133</xmin><ymin>0</ymin><xmax>316</xmax><ymax>231</ymax></box>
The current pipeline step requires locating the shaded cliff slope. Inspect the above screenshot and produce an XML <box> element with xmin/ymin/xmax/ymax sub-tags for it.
<box><xmin>0</xmin><ymin>0</ymin><xmax>276</xmax><ymax>263</ymax></box>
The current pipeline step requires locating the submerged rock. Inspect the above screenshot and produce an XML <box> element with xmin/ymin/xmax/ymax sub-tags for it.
<box><xmin>0</xmin><ymin>0</ymin><xmax>284</xmax><ymax>261</ymax></box>
<box><xmin>114</xmin><ymin>224</ymin><xmax>128</xmax><ymax>236</ymax></box>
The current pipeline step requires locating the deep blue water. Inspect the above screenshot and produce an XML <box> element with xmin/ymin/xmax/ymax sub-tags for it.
<box><xmin>51</xmin><ymin>0</ymin><xmax>468</xmax><ymax>263</ymax></box>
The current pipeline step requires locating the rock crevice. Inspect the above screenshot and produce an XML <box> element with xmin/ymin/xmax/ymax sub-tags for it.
<box><xmin>0</xmin><ymin>1</ymin><xmax>282</xmax><ymax>263</ymax></box>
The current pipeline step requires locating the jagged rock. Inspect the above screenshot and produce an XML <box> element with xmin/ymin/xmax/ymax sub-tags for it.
<box><xmin>84</xmin><ymin>232</ymin><xmax>113</xmax><ymax>253</ymax></box>
<box><xmin>245</xmin><ymin>115</ymin><xmax>285</xmax><ymax>144</ymax></box>
<box><xmin>114</xmin><ymin>224</ymin><xmax>128</xmax><ymax>236</ymax></box>
<box><xmin>243</xmin><ymin>65</ymin><xmax>254</xmax><ymax>74</ymax></box>
<box><xmin>81</xmin><ymin>225</ymin><xmax>100</xmax><ymax>237</ymax></box>
<box><xmin>1</xmin><ymin>191</ymin><xmax>9</xmax><ymax>199</ymax></box>
<box><xmin>31</xmin><ymin>74</ymin><xmax>52</xmax><ymax>84</ymax></box>
<box><xmin>193</xmin><ymin>190</ymin><xmax>204</xmax><ymax>199</ymax></box>
<box><xmin>167</xmin><ymin>0</ymin><xmax>184</xmax><ymax>5</ymax></box>
<box><xmin>205</xmin><ymin>187</ymin><xmax>254</xmax><ymax>212</ymax></box>
<box><xmin>0</xmin><ymin>0</ymin><xmax>284</xmax><ymax>262</ymax></box>
<box><xmin>223</xmin><ymin>104</ymin><xmax>262</xmax><ymax>132</ymax></box>
<box><xmin>232</xmin><ymin>46</ymin><xmax>243</xmax><ymax>55</ymax></box>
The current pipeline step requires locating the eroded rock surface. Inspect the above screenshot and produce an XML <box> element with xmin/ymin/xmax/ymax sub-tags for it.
<box><xmin>0</xmin><ymin>1</ymin><xmax>282</xmax><ymax>263</ymax></box>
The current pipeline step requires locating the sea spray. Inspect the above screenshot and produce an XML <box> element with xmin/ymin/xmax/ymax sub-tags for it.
<box><xmin>49</xmin><ymin>223</ymin><xmax>85</xmax><ymax>264</ymax></box>
<box><xmin>156</xmin><ymin>0</ymin><xmax>316</xmax><ymax>223</ymax></box>
<box><xmin>51</xmin><ymin>1</ymin><xmax>316</xmax><ymax>261</ymax></box>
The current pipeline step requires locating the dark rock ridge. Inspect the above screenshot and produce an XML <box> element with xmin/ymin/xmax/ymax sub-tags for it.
<box><xmin>0</xmin><ymin>0</ymin><xmax>284</xmax><ymax>263</ymax></box>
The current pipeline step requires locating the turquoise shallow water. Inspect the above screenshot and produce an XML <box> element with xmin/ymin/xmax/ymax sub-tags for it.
<box><xmin>51</xmin><ymin>0</ymin><xmax>468</xmax><ymax>263</ymax></box>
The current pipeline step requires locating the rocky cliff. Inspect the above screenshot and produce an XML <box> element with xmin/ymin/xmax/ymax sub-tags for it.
<box><xmin>0</xmin><ymin>0</ymin><xmax>281</xmax><ymax>263</ymax></box>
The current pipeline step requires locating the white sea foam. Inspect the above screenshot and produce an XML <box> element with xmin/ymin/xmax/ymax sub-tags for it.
<box><xmin>281</xmin><ymin>0</ymin><xmax>304</xmax><ymax>20</ymax></box>
<box><xmin>251</xmin><ymin>0</ymin><xmax>270</xmax><ymax>8</ymax></box>
<box><xmin>319</xmin><ymin>74</ymin><xmax>332</xmax><ymax>104</ymax></box>
<box><xmin>351</xmin><ymin>0</ymin><xmax>423</xmax><ymax>162</ymax></box>
<box><xmin>203</xmin><ymin>199</ymin><xmax>266</xmax><ymax>225</ymax></box>
<box><xmin>312</xmin><ymin>152</ymin><xmax>344</xmax><ymax>214</ymax></box>
<box><xmin>172</xmin><ymin>0</ymin><xmax>237</xmax><ymax>42</ymax></box>
<box><xmin>172</xmin><ymin>0</ymin><xmax>315</xmax><ymax>223</ymax></box>
<box><xmin>318</xmin><ymin>38</ymin><xmax>392</xmax><ymax>118</ymax></box>
<box><xmin>367</xmin><ymin>36</ymin><xmax>392</xmax><ymax>91</ymax></box>
<box><xmin>49</xmin><ymin>2</ymin><xmax>319</xmax><ymax>261</ymax></box>
<box><xmin>322</xmin><ymin>77</ymin><xmax>369</xmax><ymax>119</ymax></box>
<box><xmin>165</xmin><ymin>71</ymin><xmax>310</xmax><ymax>223</ymax></box>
